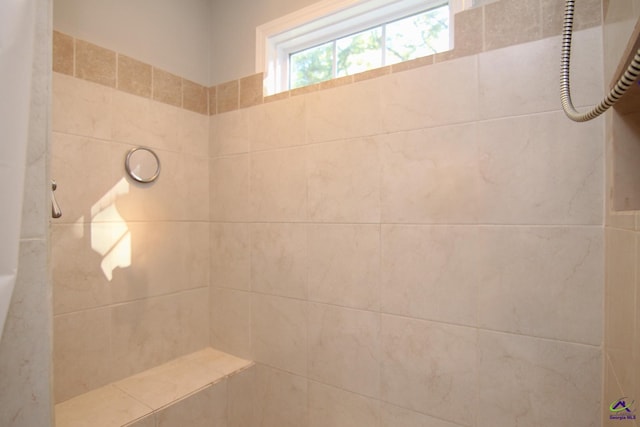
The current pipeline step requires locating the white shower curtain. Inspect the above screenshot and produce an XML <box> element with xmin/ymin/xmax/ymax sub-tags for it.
<box><xmin>0</xmin><ymin>0</ymin><xmax>36</xmax><ymax>339</ymax></box>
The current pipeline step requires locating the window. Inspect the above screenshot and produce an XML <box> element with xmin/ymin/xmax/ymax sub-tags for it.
<box><xmin>257</xmin><ymin>0</ymin><xmax>468</xmax><ymax>95</ymax></box>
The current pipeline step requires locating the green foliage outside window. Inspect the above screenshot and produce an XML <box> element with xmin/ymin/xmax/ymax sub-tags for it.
<box><xmin>289</xmin><ymin>5</ymin><xmax>450</xmax><ymax>89</ymax></box>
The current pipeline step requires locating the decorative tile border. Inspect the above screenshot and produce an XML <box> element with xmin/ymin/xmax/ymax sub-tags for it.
<box><xmin>52</xmin><ymin>0</ymin><xmax>601</xmax><ymax>117</ymax></box>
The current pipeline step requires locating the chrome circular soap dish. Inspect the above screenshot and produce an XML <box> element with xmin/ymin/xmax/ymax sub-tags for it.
<box><xmin>125</xmin><ymin>147</ymin><xmax>161</xmax><ymax>183</ymax></box>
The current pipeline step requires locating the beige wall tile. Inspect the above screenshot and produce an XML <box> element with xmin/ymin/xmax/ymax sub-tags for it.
<box><xmin>228</xmin><ymin>365</ymin><xmax>255</xmax><ymax>427</ymax></box>
<box><xmin>208</xmin><ymin>86</ymin><xmax>217</xmax><ymax>115</ymax></box>
<box><xmin>484</xmin><ymin>0</ymin><xmax>540</xmax><ymax>51</ymax></box>
<box><xmin>381</xmin><ymin>225</ymin><xmax>478</xmax><ymax>326</ymax></box>
<box><xmin>55</xmin><ymin>385</ymin><xmax>152</xmax><ymax>427</ymax></box>
<box><xmin>451</xmin><ymin>5</ymin><xmax>484</xmax><ymax>55</ymax></box>
<box><xmin>308</xmin><ymin>303</ymin><xmax>380</xmax><ymax>398</ymax></box>
<box><xmin>111</xmin><ymin>290</ymin><xmax>208</xmax><ymax>380</ymax></box>
<box><xmin>250</xmin><ymin>147</ymin><xmax>307</xmax><ymax>222</ymax></box>
<box><xmin>124</xmin><ymin>414</ymin><xmax>156</xmax><ymax>427</ymax></box>
<box><xmin>308</xmin><ymin>224</ymin><xmax>380</xmax><ymax>311</ymax></box>
<box><xmin>217</xmin><ymin>80</ymin><xmax>239</xmax><ymax>113</ymax></box>
<box><xmin>380</xmin><ymin>403</ymin><xmax>461</xmax><ymax>427</ymax></box>
<box><xmin>308</xmin><ymin>381</ymin><xmax>379</xmax><ymax>427</ymax></box>
<box><xmin>308</xmin><ymin>138</ymin><xmax>380</xmax><ymax>222</ymax></box>
<box><xmin>179</xmin><ymin>108</ymin><xmax>209</xmax><ymax>156</ymax></box>
<box><xmin>112</xmin><ymin>89</ymin><xmax>180</xmax><ymax>152</ymax></box>
<box><xmin>603</xmin><ymin>355</ymin><xmax>626</xmax><ymax>427</ymax></box>
<box><xmin>53</xmin><ymin>31</ymin><xmax>74</xmax><ymax>75</ymax></box>
<box><xmin>381</xmin><ymin>55</ymin><xmax>478</xmax><ymax>132</ymax></box>
<box><xmin>381</xmin><ymin>315</ymin><xmax>477</xmax><ymax>426</ymax></box>
<box><xmin>183</xmin><ymin>79</ymin><xmax>208</xmax><ymax>115</ymax></box>
<box><xmin>251</xmin><ymin>294</ymin><xmax>307</xmax><ymax>375</ymax></box>
<box><xmin>477</xmin><ymin>226</ymin><xmax>603</xmax><ymax>345</ymax></box>
<box><xmin>75</xmin><ymin>39</ymin><xmax>116</xmax><ymax>87</ymax></box>
<box><xmin>390</xmin><ymin>55</ymin><xmax>433</xmax><ymax>73</ymax></box>
<box><xmin>211</xmin><ymin>223</ymin><xmax>250</xmax><ymax>291</ymax></box>
<box><xmin>53</xmin><ymin>73</ymin><xmax>112</xmax><ymax>139</ymax></box>
<box><xmin>474</xmin><ymin>112</ymin><xmax>603</xmax><ymax>225</ymax></box>
<box><xmin>210</xmin><ymin>287</ymin><xmax>252</xmax><ymax>359</ymax></box>
<box><xmin>353</xmin><ymin>66</ymin><xmax>391</xmax><ymax>82</ymax></box>
<box><xmin>153</xmin><ymin>68</ymin><xmax>183</xmax><ymax>107</ymax></box>
<box><xmin>605</xmin><ymin>228</ymin><xmax>637</xmax><ymax>396</ymax></box>
<box><xmin>379</xmin><ymin>124</ymin><xmax>480</xmax><ymax>224</ymax></box>
<box><xmin>306</xmin><ymin>78</ymin><xmax>383</xmax><ymax>143</ymax></box>
<box><xmin>477</xmin><ymin>331</ymin><xmax>601</xmax><ymax>427</ymax></box>
<box><xmin>210</xmin><ymin>110</ymin><xmax>250</xmax><ymax>156</ymax></box>
<box><xmin>253</xmin><ymin>365</ymin><xmax>308</xmax><ymax>427</ymax></box>
<box><xmin>117</xmin><ymin>54</ymin><xmax>152</xmax><ymax>98</ymax></box>
<box><xmin>247</xmin><ymin>95</ymin><xmax>306</xmax><ymax>151</ymax></box>
<box><xmin>541</xmin><ymin>0</ymin><xmax>602</xmax><ymax>38</ymax></box>
<box><xmin>155</xmin><ymin>382</ymin><xmax>227</xmax><ymax>427</ymax></box>
<box><xmin>210</xmin><ymin>155</ymin><xmax>249</xmax><ymax>221</ymax></box>
<box><xmin>251</xmin><ymin>223</ymin><xmax>307</xmax><ymax>299</ymax></box>
<box><xmin>478</xmin><ymin>27</ymin><xmax>603</xmax><ymax>119</ymax></box>
<box><xmin>54</xmin><ymin>308</ymin><xmax>113</xmax><ymax>403</ymax></box>
<box><xmin>239</xmin><ymin>73</ymin><xmax>264</xmax><ymax>108</ymax></box>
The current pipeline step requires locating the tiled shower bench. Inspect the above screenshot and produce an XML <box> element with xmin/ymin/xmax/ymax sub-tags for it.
<box><xmin>55</xmin><ymin>348</ymin><xmax>254</xmax><ymax>427</ymax></box>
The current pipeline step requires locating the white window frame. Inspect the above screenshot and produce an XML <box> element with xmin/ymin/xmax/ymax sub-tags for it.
<box><xmin>256</xmin><ymin>0</ymin><xmax>471</xmax><ymax>95</ymax></box>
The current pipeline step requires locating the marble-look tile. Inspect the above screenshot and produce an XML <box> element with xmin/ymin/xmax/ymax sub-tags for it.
<box><xmin>603</xmin><ymin>354</ymin><xmax>627</xmax><ymax>427</ymax></box>
<box><xmin>380</xmin><ymin>315</ymin><xmax>477</xmax><ymax>426</ymax></box>
<box><xmin>248</xmin><ymin>95</ymin><xmax>306</xmax><ymax>151</ymax></box>
<box><xmin>251</xmin><ymin>294</ymin><xmax>307</xmax><ymax>375</ymax></box>
<box><xmin>0</xmin><ymin>241</ymin><xmax>52</xmax><ymax>427</ymax></box>
<box><xmin>228</xmin><ymin>364</ymin><xmax>255</xmax><ymax>427</ymax></box>
<box><xmin>251</xmin><ymin>223</ymin><xmax>307</xmax><ymax>299</ymax></box>
<box><xmin>381</xmin><ymin>225</ymin><xmax>478</xmax><ymax>326</ymax></box>
<box><xmin>52</xmin><ymin>73</ymin><xmax>112</xmax><ymax>139</ymax></box>
<box><xmin>308</xmin><ymin>303</ymin><xmax>380</xmax><ymax>398</ymax></box>
<box><xmin>477</xmin><ymin>331</ymin><xmax>601</xmax><ymax>427</ymax></box>
<box><xmin>308</xmin><ymin>224</ymin><xmax>380</xmax><ymax>310</ymax></box>
<box><xmin>210</xmin><ymin>110</ymin><xmax>250</xmax><ymax>156</ymax></box>
<box><xmin>306</xmin><ymin>78</ymin><xmax>384</xmax><ymax>143</ymax></box>
<box><xmin>50</xmin><ymin>133</ymin><xmax>120</xmax><ymax>225</ymax></box>
<box><xmin>124</xmin><ymin>414</ymin><xmax>156</xmax><ymax>427</ymax></box>
<box><xmin>250</xmin><ymin>147</ymin><xmax>307</xmax><ymax>222</ymax></box>
<box><xmin>51</xmin><ymin>222</ymin><xmax>111</xmax><ymax>314</ymax></box>
<box><xmin>180</xmin><ymin>346</ymin><xmax>253</xmax><ymax>378</ymax></box>
<box><xmin>55</xmin><ymin>385</ymin><xmax>152</xmax><ymax>427</ymax></box>
<box><xmin>75</xmin><ymin>39</ymin><xmax>116</xmax><ymax>88</ymax></box>
<box><xmin>379</xmin><ymin>123</ymin><xmax>480</xmax><ymax>224</ymax></box>
<box><xmin>308</xmin><ymin>381</ymin><xmax>379</xmax><ymax>427</ymax></box>
<box><xmin>605</xmin><ymin>228</ymin><xmax>637</xmax><ymax>396</ymax></box>
<box><xmin>253</xmin><ymin>364</ymin><xmax>308</xmax><ymax>427</ymax></box>
<box><xmin>474</xmin><ymin>111</ymin><xmax>603</xmax><ymax>225</ymax></box>
<box><xmin>479</xmin><ymin>28</ymin><xmax>603</xmax><ymax>119</ymax></box>
<box><xmin>211</xmin><ymin>223</ymin><xmax>250</xmax><ymax>290</ymax></box>
<box><xmin>54</xmin><ymin>308</ymin><xmax>112</xmax><ymax>403</ymax></box>
<box><xmin>380</xmin><ymin>403</ymin><xmax>461</xmax><ymax>427</ymax></box>
<box><xmin>380</xmin><ymin>55</ymin><xmax>478</xmax><ymax>132</ymax></box>
<box><xmin>155</xmin><ymin>381</ymin><xmax>227</xmax><ymax>427</ymax></box>
<box><xmin>307</xmin><ymin>138</ymin><xmax>380</xmax><ymax>222</ymax></box>
<box><xmin>210</xmin><ymin>155</ymin><xmax>249</xmax><ymax>221</ymax></box>
<box><xmin>178</xmin><ymin>108</ymin><xmax>209</xmax><ymax>156</ymax></box>
<box><xmin>477</xmin><ymin>226</ymin><xmax>603</xmax><ymax>345</ymax></box>
<box><xmin>112</xmin><ymin>89</ymin><xmax>180</xmax><ymax>152</ymax></box>
<box><xmin>110</xmin><ymin>289</ymin><xmax>209</xmax><ymax>380</ymax></box>
<box><xmin>109</xmin><ymin>222</ymin><xmax>210</xmax><ymax>303</ymax></box>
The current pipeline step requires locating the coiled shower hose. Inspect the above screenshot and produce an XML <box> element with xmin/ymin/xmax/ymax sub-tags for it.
<box><xmin>561</xmin><ymin>0</ymin><xmax>640</xmax><ymax>122</ymax></box>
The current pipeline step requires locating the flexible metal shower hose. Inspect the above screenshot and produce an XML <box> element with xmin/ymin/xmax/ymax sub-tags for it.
<box><xmin>560</xmin><ymin>0</ymin><xmax>640</xmax><ymax>122</ymax></box>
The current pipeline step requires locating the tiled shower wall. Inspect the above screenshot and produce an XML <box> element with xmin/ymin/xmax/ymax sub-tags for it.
<box><xmin>209</xmin><ymin>26</ymin><xmax>605</xmax><ymax>427</ymax></box>
<box><xmin>50</xmin><ymin>69</ymin><xmax>211</xmax><ymax>402</ymax></box>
